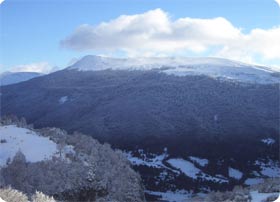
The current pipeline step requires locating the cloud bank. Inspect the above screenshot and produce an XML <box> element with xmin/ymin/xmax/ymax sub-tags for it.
<box><xmin>10</xmin><ymin>62</ymin><xmax>54</xmax><ymax>73</ymax></box>
<box><xmin>275</xmin><ymin>0</ymin><xmax>280</xmax><ymax>7</ymax></box>
<box><xmin>61</xmin><ymin>9</ymin><xmax>280</xmax><ymax>65</ymax></box>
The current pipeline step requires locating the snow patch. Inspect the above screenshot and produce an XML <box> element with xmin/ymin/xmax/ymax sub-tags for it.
<box><xmin>189</xmin><ymin>156</ymin><xmax>209</xmax><ymax>167</ymax></box>
<box><xmin>250</xmin><ymin>191</ymin><xmax>279</xmax><ymax>202</ymax></box>
<box><xmin>261</xmin><ymin>138</ymin><xmax>275</xmax><ymax>145</ymax></box>
<box><xmin>255</xmin><ymin>160</ymin><xmax>280</xmax><ymax>177</ymax></box>
<box><xmin>59</xmin><ymin>96</ymin><xmax>68</xmax><ymax>104</ymax></box>
<box><xmin>167</xmin><ymin>158</ymin><xmax>200</xmax><ymax>179</ymax></box>
<box><xmin>0</xmin><ymin>197</ymin><xmax>6</xmax><ymax>202</ymax></box>
<box><xmin>125</xmin><ymin>151</ymin><xmax>168</xmax><ymax>169</ymax></box>
<box><xmin>228</xmin><ymin>167</ymin><xmax>243</xmax><ymax>180</ymax></box>
<box><xmin>244</xmin><ymin>178</ymin><xmax>264</xmax><ymax>185</ymax></box>
<box><xmin>0</xmin><ymin>125</ymin><xmax>58</xmax><ymax>166</ymax></box>
<box><xmin>167</xmin><ymin>158</ymin><xmax>228</xmax><ymax>183</ymax></box>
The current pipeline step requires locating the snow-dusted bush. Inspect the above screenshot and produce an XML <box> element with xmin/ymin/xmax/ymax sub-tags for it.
<box><xmin>0</xmin><ymin>118</ymin><xmax>145</xmax><ymax>202</ymax></box>
<box><xmin>205</xmin><ymin>186</ymin><xmax>251</xmax><ymax>202</ymax></box>
<box><xmin>31</xmin><ymin>191</ymin><xmax>56</xmax><ymax>202</ymax></box>
<box><xmin>0</xmin><ymin>187</ymin><xmax>28</xmax><ymax>202</ymax></box>
<box><xmin>251</xmin><ymin>178</ymin><xmax>280</xmax><ymax>193</ymax></box>
<box><xmin>265</xmin><ymin>194</ymin><xmax>279</xmax><ymax>202</ymax></box>
<box><xmin>0</xmin><ymin>187</ymin><xmax>56</xmax><ymax>202</ymax></box>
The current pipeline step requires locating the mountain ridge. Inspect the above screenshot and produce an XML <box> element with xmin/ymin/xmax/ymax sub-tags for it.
<box><xmin>67</xmin><ymin>55</ymin><xmax>280</xmax><ymax>84</ymax></box>
<box><xmin>0</xmin><ymin>71</ymin><xmax>43</xmax><ymax>86</ymax></box>
<box><xmin>1</xmin><ymin>56</ymin><xmax>279</xmax><ymax>200</ymax></box>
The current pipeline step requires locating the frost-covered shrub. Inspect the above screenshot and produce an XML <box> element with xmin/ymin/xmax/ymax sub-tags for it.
<box><xmin>0</xmin><ymin>119</ymin><xmax>145</xmax><ymax>202</ymax></box>
<box><xmin>265</xmin><ymin>194</ymin><xmax>279</xmax><ymax>202</ymax></box>
<box><xmin>31</xmin><ymin>191</ymin><xmax>56</xmax><ymax>202</ymax></box>
<box><xmin>252</xmin><ymin>178</ymin><xmax>280</xmax><ymax>193</ymax></box>
<box><xmin>0</xmin><ymin>188</ymin><xmax>56</xmax><ymax>202</ymax></box>
<box><xmin>205</xmin><ymin>186</ymin><xmax>251</xmax><ymax>202</ymax></box>
<box><xmin>0</xmin><ymin>187</ymin><xmax>28</xmax><ymax>202</ymax></box>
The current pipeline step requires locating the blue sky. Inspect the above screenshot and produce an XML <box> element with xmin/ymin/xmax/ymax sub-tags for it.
<box><xmin>1</xmin><ymin>0</ymin><xmax>280</xmax><ymax>73</ymax></box>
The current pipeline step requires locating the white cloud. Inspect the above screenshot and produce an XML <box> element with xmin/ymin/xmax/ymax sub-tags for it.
<box><xmin>61</xmin><ymin>9</ymin><xmax>280</xmax><ymax>65</ymax></box>
<box><xmin>0</xmin><ymin>0</ymin><xmax>4</xmax><ymax>5</ymax></box>
<box><xmin>275</xmin><ymin>0</ymin><xmax>280</xmax><ymax>7</ymax></box>
<box><xmin>10</xmin><ymin>62</ymin><xmax>54</xmax><ymax>73</ymax></box>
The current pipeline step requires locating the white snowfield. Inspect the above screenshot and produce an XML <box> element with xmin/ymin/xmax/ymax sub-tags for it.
<box><xmin>228</xmin><ymin>167</ymin><xmax>243</xmax><ymax>180</ymax></box>
<box><xmin>0</xmin><ymin>125</ymin><xmax>58</xmax><ymax>166</ymax></box>
<box><xmin>68</xmin><ymin>55</ymin><xmax>280</xmax><ymax>84</ymax></box>
<box><xmin>167</xmin><ymin>158</ymin><xmax>228</xmax><ymax>183</ymax></box>
<box><xmin>0</xmin><ymin>197</ymin><xmax>6</xmax><ymax>202</ymax></box>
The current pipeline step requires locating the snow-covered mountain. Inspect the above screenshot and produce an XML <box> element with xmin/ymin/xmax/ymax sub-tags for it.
<box><xmin>0</xmin><ymin>71</ymin><xmax>43</xmax><ymax>86</ymax></box>
<box><xmin>68</xmin><ymin>55</ymin><xmax>280</xmax><ymax>84</ymax></box>
<box><xmin>1</xmin><ymin>55</ymin><xmax>279</xmax><ymax>201</ymax></box>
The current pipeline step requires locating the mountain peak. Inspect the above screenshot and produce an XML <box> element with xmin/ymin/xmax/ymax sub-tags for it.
<box><xmin>67</xmin><ymin>55</ymin><xmax>279</xmax><ymax>84</ymax></box>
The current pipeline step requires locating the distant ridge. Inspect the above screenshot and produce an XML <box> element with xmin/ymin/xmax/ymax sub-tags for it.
<box><xmin>0</xmin><ymin>71</ymin><xmax>43</xmax><ymax>86</ymax></box>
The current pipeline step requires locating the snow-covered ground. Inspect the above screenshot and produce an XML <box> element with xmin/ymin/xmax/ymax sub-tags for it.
<box><xmin>0</xmin><ymin>197</ymin><xmax>6</xmax><ymax>202</ymax></box>
<box><xmin>244</xmin><ymin>178</ymin><xmax>264</xmax><ymax>186</ymax></box>
<box><xmin>167</xmin><ymin>158</ymin><xmax>201</xmax><ymax>179</ymax></box>
<box><xmin>125</xmin><ymin>151</ymin><xmax>168</xmax><ymax>168</ymax></box>
<box><xmin>255</xmin><ymin>159</ymin><xmax>280</xmax><ymax>177</ymax></box>
<box><xmin>0</xmin><ymin>125</ymin><xmax>58</xmax><ymax>166</ymax></box>
<box><xmin>126</xmin><ymin>149</ymin><xmax>279</xmax><ymax>202</ymax></box>
<box><xmin>167</xmin><ymin>158</ymin><xmax>228</xmax><ymax>183</ymax></box>
<box><xmin>0</xmin><ymin>125</ymin><xmax>74</xmax><ymax>167</ymax></box>
<box><xmin>146</xmin><ymin>190</ymin><xmax>193</xmax><ymax>202</ymax></box>
<box><xmin>228</xmin><ymin>167</ymin><xmax>243</xmax><ymax>180</ymax></box>
<box><xmin>189</xmin><ymin>156</ymin><xmax>209</xmax><ymax>167</ymax></box>
<box><xmin>69</xmin><ymin>55</ymin><xmax>280</xmax><ymax>84</ymax></box>
<box><xmin>126</xmin><ymin>151</ymin><xmax>230</xmax><ymax>184</ymax></box>
<box><xmin>250</xmin><ymin>191</ymin><xmax>279</xmax><ymax>202</ymax></box>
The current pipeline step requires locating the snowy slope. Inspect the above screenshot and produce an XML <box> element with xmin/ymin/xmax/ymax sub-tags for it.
<box><xmin>0</xmin><ymin>72</ymin><xmax>43</xmax><ymax>86</ymax></box>
<box><xmin>68</xmin><ymin>55</ymin><xmax>280</xmax><ymax>84</ymax></box>
<box><xmin>167</xmin><ymin>158</ymin><xmax>228</xmax><ymax>183</ymax></box>
<box><xmin>0</xmin><ymin>125</ymin><xmax>58</xmax><ymax>166</ymax></box>
<box><xmin>250</xmin><ymin>191</ymin><xmax>279</xmax><ymax>202</ymax></box>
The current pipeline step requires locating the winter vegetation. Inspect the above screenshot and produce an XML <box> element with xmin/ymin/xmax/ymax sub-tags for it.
<box><xmin>1</xmin><ymin>56</ymin><xmax>279</xmax><ymax>201</ymax></box>
<box><xmin>190</xmin><ymin>178</ymin><xmax>280</xmax><ymax>202</ymax></box>
<box><xmin>127</xmin><ymin>148</ymin><xmax>279</xmax><ymax>201</ymax></box>
<box><xmin>0</xmin><ymin>116</ymin><xmax>145</xmax><ymax>202</ymax></box>
<box><xmin>0</xmin><ymin>187</ymin><xmax>56</xmax><ymax>202</ymax></box>
<box><xmin>0</xmin><ymin>125</ymin><xmax>58</xmax><ymax>166</ymax></box>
